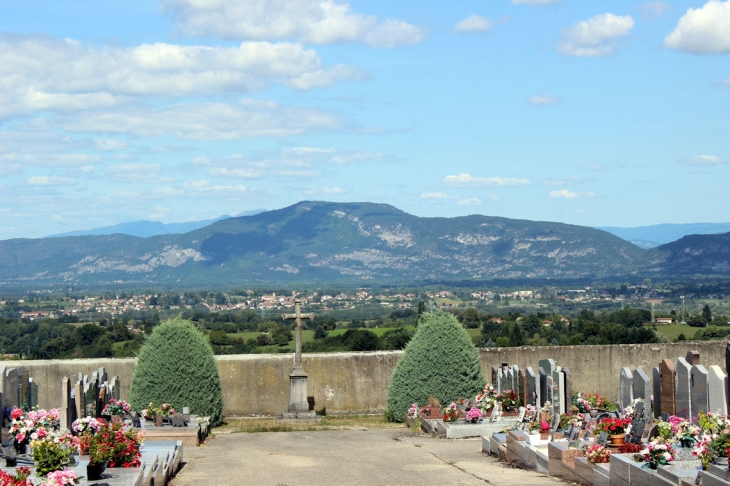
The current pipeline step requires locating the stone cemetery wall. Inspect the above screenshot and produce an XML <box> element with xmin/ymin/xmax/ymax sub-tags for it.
<box><xmin>0</xmin><ymin>340</ymin><xmax>726</xmax><ymax>417</ymax></box>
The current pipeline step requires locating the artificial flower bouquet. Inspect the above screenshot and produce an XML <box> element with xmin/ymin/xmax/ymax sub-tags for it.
<box><xmin>101</xmin><ymin>398</ymin><xmax>131</xmax><ymax>417</ymax></box>
<box><xmin>442</xmin><ymin>402</ymin><xmax>459</xmax><ymax>423</ymax></box>
<box><xmin>573</xmin><ymin>394</ymin><xmax>592</xmax><ymax>413</ymax></box>
<box><xmin>88</xmin><ymin>422</ymin><xmax>144</xmax><ymax>468</ymax></box>
<box><xmin>586</xmin><ymin>444</ymin><xmax>611</xmax><ymax>464</ymax></box>
<box><xmin>465</xmin><ymin>407</ymin><xmax>483</xmax><ymax>423</ymax></box>
<box><xmin>638</xmin><ymin>439</ymin><xmax>676</xmax><ymax>469</ymax></box>
<box><xmin>9</xmin><ymin>407</ymin><xmax>61</xmax><ymax>445</ymax></box>
<box><xmin>143</xmin><ymin>402</ymin><xmax>175</xmax><ymax>419</ymax></box>
<box><xmin>595</xmin><ymin>417</ymin><xmax>632</xmax><ymax>435</ymax></box>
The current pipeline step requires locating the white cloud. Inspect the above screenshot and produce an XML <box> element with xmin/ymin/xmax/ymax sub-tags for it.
<box><xmin>303</xmin><ymin>186</ymin><xmax>345</xmax><ymax>195</ymax></box>
<box><xmin>544</xmin><ymin>176</ymin><xmax>583</xmax><ymax>186</ymax></box>
<box><xmin>681</xmin><ymin>154</ymin><xmax>727</xmax><ymax>166</ymax></box>
<box><xmin>443</xmin><ymin>173</ymin><xmax>531</xmax><ymax>187</ymax></box>
<box><xmin>95</xmin><ymin>140</ymin><xmax>129</xmax><ymax>151</ymax></box>
<box><xmin>665</xmin><ymin>0</ymin><xmax>730</xmax><ymax>54</ymax></box>
<box><xmin>0</xmin><ymin>33</ymin><xmax>364</xmax><ymax>120</ymax></box>
<box><xmin>458</xmin><ymin>198</ymin><xmax>482</xmax><ymax>206</ymax></box>
<box><xmin>420</xmin><ymin>192</ymin><xmax>449</xmax><ymax>200</ymax></box>
<box><xmin>638</xmin><ymin>1</ymin><xmax>673</xmax><ymax>19</ymax></box>
<box><xmin>56</xmin><ymin>99</ymin><xmax>343</xmax><ymax>141</ymax></box>
<box><xmin>26</xmin><ymin>176</ymin><xmax>77</xmax><ymax>186</ymax></box>
<box><xmin>528</xmin><ymin>94</ymin><xmax>561</xmax><ymax>105</ymax></box>
<box><xmin>105</xmin><ymin>164</ymin><xmax>162</xmax><ymax>183</ymax></box>
<box><xmin>208</xmin><ymin>167</ymin><xmax>263</xmax><ymax>179</ymax></box>
<box><xmin>162</xmin><ymin>0</ymin><xmax>426</xmax><ymax>48</ymax></box>
<box><xmin>549</xmin><ymin>189</ymin><xmax>595</xmax><ymax>199</ymax></box>
<box><xmin>0</xmin><ymin>153</ymin><xmax>101</xmax><ymax>167</ymax></box>
<box><xmin>455</xmin><ymin>15</ymin><xmax>494</xmax><ymax>33</ymax></box>
<box><xmin>0</xmin><ymin>163</ymin><xmax>23</xmax><ymax>176</ymax></box>
<box><xmin>558</xmin><ymin>13</ymin><xmax>635</xmax><ymax>57</ymax></box>
<box><xmin>511</xmin><ymin>0</ymin><xmax>562</xmax><ymax>4</ymax></box>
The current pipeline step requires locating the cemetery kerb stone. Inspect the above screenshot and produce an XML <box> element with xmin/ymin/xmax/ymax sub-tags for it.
<box><xmin>675</xmin><ymin>357</ymin><xmax>692</xmax><ymax>420</ymax></box>
<box><xmin>619</xmin><ymin>367</ymin><xmax>633</xmax><ymax>409</ymax></box>
<box><xmin>653</xmin><ymin>366</ymin><xmax>662</xmax><ymax>418</ymax></box>
<box><xmin>708</xmin><ymin>365</ymin><xmax>728</xmax><ymax>415</ymax></box>
<box><xmin>632</xmin><ymin>367</ymin><xmax>651</xmax><ymax>422</ymax></box>
<box><xmin>690</xmin><ymin>364</ymin><xmax>709</xmax><ymax>417</ymax></box>
<box><xmin>660</xmin><ymin>359</ymin><xmax>676</xmax><ymax>416</ymax></box>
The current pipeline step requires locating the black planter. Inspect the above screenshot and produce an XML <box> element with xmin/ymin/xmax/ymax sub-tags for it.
<box><xmin>13</xmin><ymin>440</ymin><xmax>27</xmax><ymax>455</ymax></box>
<box><xmin>6</xmin><ymin>457</ymin><xmax>17</xmax><ymax>467</ymax></box>
<box><xmin>87</xmin><ymin>461</ymin><xmax>108</xmax><ymax>480</ymax></box>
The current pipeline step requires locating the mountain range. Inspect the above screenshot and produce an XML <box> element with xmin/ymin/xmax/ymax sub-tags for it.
<box><xmin>1</xmin><ymin>201</ymin><xmax>728</xmax><ymax>288</ymax></box>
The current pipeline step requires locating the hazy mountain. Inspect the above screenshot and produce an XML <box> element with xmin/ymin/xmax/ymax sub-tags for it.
<box><xmin>1</xmin><ymin>201</ymin><xmax>727</xmax><ymax>288</ymax></box>
<box><xmin>596</xmin><ymin>223</ymin><xmax>730</xmax><ymax>249</ymax></box>
<box><xmin>45</xmin><ymin>209</ymin><xmax>266</xmax><ymax>238</ymax></box>
<box><xmin>646</xmin><ymin>232</ymin><xmax>730</xmax><ymax>275</ymax></box>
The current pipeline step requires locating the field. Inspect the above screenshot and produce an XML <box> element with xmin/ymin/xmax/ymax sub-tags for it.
<box><xmin>654</xmin><ymin>324</ymin><xmax>697</xmax><ymax>341</ymax></box>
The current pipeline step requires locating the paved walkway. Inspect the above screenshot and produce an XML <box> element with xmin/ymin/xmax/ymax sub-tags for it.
<box><xmin>169</xmin><ymin>428</ymin><xmax>571</xmax><ymax>486</ymax></box>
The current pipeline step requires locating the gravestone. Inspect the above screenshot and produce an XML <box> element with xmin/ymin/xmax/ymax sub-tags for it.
<box><xmin>74</xmin><ymin>381</ymin><xmax>83</xmax><ymax>420</ymax></box>
<box><xmin>539</xmin><ymin>367</ymin><xmax>548</xmax><ymax>408</ymax></box>
<box><xmin>519</xmin><ymin>369</ymin><xmax>527</xmax><ymax>408</ymax></box>
<box><xmin>619</xmin><ymin>367</ymin><xmax>633</xmax><ymax>409</ymax></box>
<box><xmin>632</xmin><ymin>368</ymin><xmax>651</xmax><ymax>421</ymax></box>
<box><xmin>675</xmin><ymin>357</ymin><xmax>692</xmax><ymax>419</ymax></box>
<box><xmin>539</xmin><ymin>358</ymin><xmax>556</xmax><ymax>407</ymax></box>
<box><xmin>110</xmin><ymin>376</ymin><xmax>121</xmax><ymax>401</ymax></box>
<box><xmin>512</xmin><ymin>365</ymin><xmax>520</xmax><ymax>392</ymax></box>
<box><xmin>28</xmin><ymin>379</ymin><xmax>38</xmax><ymax>409</ymax></box>
<box><xmin>562</xmin><ymin>367</ymin><xmax>572</xmax><ymax>416</ymax></box>
<box><xmin>690</xmin><ymin>364</ymin><xmax>709</xmax><ymax>417</ymax></box>
<box><xmin>60</xmin><ymin>377</ymin><xmax>71</xmax><ymax>430</ymax></box>
<box><xmin>552</xmin><ymin>367</ymin><xmax>564</xmax><ymax>416</ymax></box>
<box><xmin>501</xmin><ymin>368</ymin><xmax>509</xmax><ymax>392</ymax></box>
<box><xmin>507</xmin><ymin>368</ymin><xmax>515</xmax><ymax>393</ymax></box>
<box><xmin>492</xmin><ymin>367</ymin><xmax>500</xmax><ymax>392</ymax></box>
<box><xmin>708</xmin><ymin>365</ymin><xmax>728</xmax><ymax>415</ymax></box>
<box><xmin>20</xmin><ymin>369</ymin><xmax>30</xmax><ymax>407</ymax></box>
<box><xmin>596</xmin><ymin>431</ymin><xmax>608</xmax><ymax>446</ymax></box>
<box><xmin>653</xmin><ymin>367</ymin><xmax>662</xmax><ymax>418</ymax></box>
<box><xmin>282</xmin><ymin>298</ymin><xmax>316</xmax><ymax>418</ymax></box>
<box><xmin>686</xmin><ymin>351</ymin><xmax>700</xmax><ymax>366</ymax></box>
<box><xmin>526</xmin><ymin>367</ymin><xmax>538</xmax><ymax>407</ymax></box>
<box><xmin>660</xmin><ymin>359</ymin><xmax>676</xmax><ymax>416</ymax></box>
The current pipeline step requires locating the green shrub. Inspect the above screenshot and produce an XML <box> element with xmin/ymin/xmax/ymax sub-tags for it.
<box><xmin>130</xmin><ymin>317</ymin><xmax>224</xmax><ymax>425</ymax></box>
<box><xmin>385</xmin><ymin>312</ymin><xmax>485</xmax><ymax>422</ymax></box>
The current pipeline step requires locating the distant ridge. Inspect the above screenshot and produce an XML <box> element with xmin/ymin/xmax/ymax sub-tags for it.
<box><xmin>45</xmin><ymin>209</ymin><xmax>266</xmax><ymax>238</ymax></box>
<box><xmin>596</xmin><ymin>222</ymin><xmax>730</xmax><ymax>249</ymax></box>
<box><xmin>1</xmin><ymin>201</ymin><xmax>727</xmax><ymax>288</ymax></box>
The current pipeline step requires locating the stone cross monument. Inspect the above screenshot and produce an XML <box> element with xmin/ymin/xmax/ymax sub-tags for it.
<box><xmin>282</xmin><ymin>298</ymin><xmax>316</xmax><ymax>418</ymax></box>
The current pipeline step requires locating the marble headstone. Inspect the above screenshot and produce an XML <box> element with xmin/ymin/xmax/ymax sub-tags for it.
<box><xmin>660</xmin><ymin>359</ymin><xmax>676</xmax><ymax>416</ymax></box>
<box><xmin>690</xmin><ymin>364</ymin><xmax>709</xmax><ymax>417</ymax></box>
<box><xmin>632</xmin><ymin>368</ymin><xmax>651</xmax><ymax>421</ymax></box>
<box><xmin>708</xmin><ymin>365</ymin><xmax>728</xmax><ymax>415</ymax></box>
<box><xmin>620</xmin><ymin>367</ymin><xmax>633</xmax><ymax>409</ymax></box>
<box><xmin>552</xmin><ymin>367</ymin><xmax>564</xmax><ymax>416</ymax></box>
<box><xmin>675</xmin><ymin>357</ymin><xmax>692</xmax><ymax>420</ymax></box>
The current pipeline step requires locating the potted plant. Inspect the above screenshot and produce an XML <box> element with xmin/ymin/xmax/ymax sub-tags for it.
<box><xmin>71</xmin><ymin>416</ymin><xmax>103</xmax><ymax>454</ymax></box>
<box><xmin>143</xmin><ymin>402</ymin><xmax>175</xmax><ymax>426</ymax></box>
<box><xmin>101</xmin><ymin>398</ymin><xmax>131</xmax><ymax>423</ymax></box>
<box><xmin>30</xmin><ymin>435</ymin><xmax>75</xmax><ymax>477</ymax></box>
<box><xmin>442</xmin><ymin>402</ymin><xmax>459</xmax><ymax>423</ymax></box>
<box><xmin>0</xmin><ymin>466</ymin><xmax>34</xmax><ymax>486</ymax></box>
<box><xmin>637</xmin><ymin>439</ymin><xmax>676</xmax><ymax>470</ymax></box>
<box><xmin>586</xmin><ymin>444</ymin><xmax>611</xmax><ymax>464</ymax></box>
<box><xmin>595</xmin><ymin>417</ymin><xmax>632</xmax><ymax>445</ymax></box>
<box><xmin>88</xmin><ymin>422</ymin><xmax>144</xmax><ymax>479</ymax></box>
<box><xmin>465</xmin><ymin>407</ymin><xmax>483</xmax><ymax>424</ymax></box>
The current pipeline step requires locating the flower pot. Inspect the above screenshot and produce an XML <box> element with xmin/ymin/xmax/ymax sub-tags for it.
<box><xmin>87</xmin><ymin>461</ymin><xmax>108</xmax><ymax>480</ymax></box>
<box><xmin>609</xmin><ymin>434</ymin><xmax>626</xmax><ymax>446</ymax></box>
<box><xmin>13</xmin><ymin>440</ymin><xmax>27</xmax><ymax>455</ymax></box>
<box><xmin>111</xmin><ymin>415</ymin><xmax>123</xmax><ymax>424</ymax></box>
<box><xmin>590</xmin><ymin>410</ymin><xmax>598</xmax><ymax>418</ymax></box>
<box><xmin>155</xmin><ymin>415</ymin><xmax>164</xmax><ymax>427</ymax></box>
<box><xmin>714</xmin><ymin>456</ymin><xmax>729</xmax><ymax>466</ymax></box>
<box><xmin>5</xmin><ymin>457</ymin><xmax>17</xmax><ymax>467</ymax></box>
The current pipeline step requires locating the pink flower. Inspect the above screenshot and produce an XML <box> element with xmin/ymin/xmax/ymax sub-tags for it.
<box><xmin>27</xmin><ymin>411</ymin><xmax>38</xmax><ymax>422</ymax></box>
<box><xmin>16</xmin><ymin>432</ymin><xmax>25</xmax><ymax>442</ymax></box>
<box><xmin>162</xmin><ymin>404</ymin><xmax>167</xmax><ymax>410</ymax></box>
<box><xmin>10</xmin><ymin>408</ymin><xmax>23</xmax><ymax>420</ymax></box>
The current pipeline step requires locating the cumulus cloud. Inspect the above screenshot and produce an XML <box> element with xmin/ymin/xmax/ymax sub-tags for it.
<box><xmin>26</xmin><ymin>176</ymin><xmax>77</xmax><ymax>186</ymax></box>
<box><xmin>544</xmin><ymin>176</ymin><xmax>583</xmax><ymax>186</ymax></box>
<box><xmin>455</xmin><ymin>15</ymin><xmax>494</xmax><ymax>33</ymax></box>
<box><xmin>550</xmin><ymin>189</ymin><xmax>595</xmax><ymax>199</ymax></box>
<box><xmin>638</xmin><ymin>1</ymin><xmax>673</xmax><ymax>19</ymax></box>
<box><xmin>681</xmin><ymin>154</ymin><xmax>727</xmax><ymax>166</ymax></box>
<box><xmin>443</xmin><ymin>173</ymin><xmax>531</xmax><ymax>187</ymax></box>
<box><xmin>558</xmin><ymin>13</ymin><xmax>635</xmax><ymax>57</ymax></box>
<box><xmin>105</xmin><ymin>164</ymin><xmax>162</xmax><ymax>183</ymax></box>
<box><xmin>420</xmin><ymin>192</ymin><xmax>449</xmax><ymax>200</ymax></box>
<box><xmin>665</xmin><ymin>0</ymin><xmax>730</xmax><ymax>54</ymax></box>
<box><xmin>528</xmin><ymin>94</ymin><xmax>561</xmax><ymax>105</ymax></box>
<box><xmin>458</xmin><ymin>198</ymin><xmax>481</xmax><ymax>206</ymax></box>
<box><xmin>162</xmin><ymin>0</ymin><xmax>426</xmax><ymax>48</ymax></box>
<box><xmin>95</xmin><ymin>140</ymin><xmax>129</xmax><ymax>151</ymax></box>
<box><xmin>55</xmin><ymin>100</ymin><xmax>343</xmax><ymax>141</ymax></box>
<box><xmin>1</xmin><ymin>152</ymin><xmax>101</xmax><ymax>167</ymax></box>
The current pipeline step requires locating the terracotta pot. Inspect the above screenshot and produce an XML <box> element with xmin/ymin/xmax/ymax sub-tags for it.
<box><xmin>609</xmin><ymin>434</ymin><xmax>626</xmax><ymax>446</ymax></box>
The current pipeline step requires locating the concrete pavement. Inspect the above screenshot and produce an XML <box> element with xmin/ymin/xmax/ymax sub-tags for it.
<box><xmin>169</xmin><ymin>428</ymin><xmax>572</xmax><ymax>486</ymax></box>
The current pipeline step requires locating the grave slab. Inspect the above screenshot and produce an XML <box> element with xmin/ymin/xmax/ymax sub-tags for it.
<box><xmin>629</xmin><ymin>462</ymin><xmax>676</xmax><ymax>486</ymax></box>
<box><xmin>441</xmin><ymin>419</ymin><xmax>518</xmax><ymax>439</ymax></box>
<box><xmin>657</xmin><ymin>460</ymin><xmax>702</xmax><ymax>484</ymax></box>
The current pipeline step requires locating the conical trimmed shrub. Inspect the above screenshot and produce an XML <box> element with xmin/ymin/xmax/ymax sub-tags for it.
<box><xmin>386</xmin><ymin>312</ymin><xmax>485</xmax><ymax>422</ymax></box>
<box><xmin>130</xmin><ymin>317</ymin><xmax>224</xmax><ymax>425</ymax></box>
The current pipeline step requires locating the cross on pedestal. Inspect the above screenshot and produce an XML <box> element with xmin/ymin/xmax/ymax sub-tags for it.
<box><xmin>282</xmin><ymin>298</ymin><xmax>315</xmax><ymax>417</ymax></box>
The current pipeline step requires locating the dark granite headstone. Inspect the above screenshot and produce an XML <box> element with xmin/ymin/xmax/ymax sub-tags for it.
<box><xmin>562</xmin><ymin>367</ymin><xmax>573</xmax><ymax>416</ymax></box>
<box><xmin>653</xmin><ymin>366</ymin><xmax>661</xmax><ymax>418</ymax></box>
<box><xmin>690</xmin><ymin>364</ymin><xmax>709</xmax><ymax>416</ymax></box>
<box><xmin>526</xmin><ymin>367</ymin><xmax>537</xmax><ymax>407</ymax></box>
<box><xmin>597</xmin><ymin>432</ymin><xmax>608</xmax><ymax>446</ymax></box>
<box><xmin>519</xmin><ymin>369</ymin><xmax>527</xmax><ymax>407</ymax></box>
<box><xmin>539</xmin><ymin>367</ymin><xmax>548</xmax><ymax>408</ymax></box>
<box><xmin>686</xmin><ymin>351</ymin><xmax>700</xmax><ymax>366</ymax></box>
<box><xmin>629</xmin><ymin>420</ymin><xmax>645</xmax><ymax>444</ymax></box>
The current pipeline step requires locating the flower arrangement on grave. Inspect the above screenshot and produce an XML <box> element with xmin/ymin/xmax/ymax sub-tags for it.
<box><xmin>88</xmin><ymin>422</ymin><xmax>144</xmax><ymax>468</ymax></box>
<box><xmin>497</xmin><ymin>390</ymin><xmax>521</xmax><ymax>410</ymax></box>
<box><xmin>540</xmin><ymin>420</ymin><xmax>551</xmax><ymax>432</ymax></box>
<box><xmin>674</xmin><ymin>420</ymin><xmax>701</xmax><ymax>446</ymax></box>
<box><xmin>667</xmin><ymin>415</ymin><xmax>683</xmax><ymax>434</ymax></box>
<box><xmin>693</xmin><ymin>434</ymin><xmax>713</xmax><ymax>470</ymax></box>
<box><xmin>101</xmin><ymin>398</ymin><xmax>131</xmax><ymax>418</ymax></box>
<box><xmin>582</xmin><ymin>393</ymin><xmax>616</xmax><ymax>411</ymax></box>
<box><xmin>71</xmin><ymin>416</ymin><xmax>103</xmax><ymax>454</ymax></box>
<box><xmin>573</xmin><ymin>393</ymin><xmax>591</xmax><ymax>413</ymax></box>
<box><xmin>465</xmin><ymin>407</ymin><xmax>483</xmax><ymax>423</ymax></box>
<box><xmin>9</xmin><ymin>407</ymin><xmax>61</xmax><ymax>449</ymax></box>
<box><xmin>41</xmin><ymin>469</ymin><xmax>80</xmax><ymax>486</ymax></box>
<box><xmin>638</xmin><ymin>439</ymin><xmax>676</xmax><ymax>470</ymax></box>
<box><xmin>407</xmin><ymin>403</ymin><xmax>420</xmax><ymax>418</ymax></box>
<box><xmin>442</xmin><ymin>402</ymin><xmax>460</xmax><ymax>423</ymax></box>
<box><xmin>656</xmin><ymin>421</ymin><xmax>673</xmax><ymax>440</ymax></box>
<box><xmin>557</xmin><ymin>413</ymin><xmax>572</xmax><ymax>431</ymax></box>
<box><xmin>622</xmin><ymin>398</ymin><xmax>643</xmax><ymax>419</ymax></box>
<box><xmin>696</xmin><ymin>412</ymin><xmax>730</xmax><ymax>459</ymax></box>
<box><xmin>475</xmin><ymin>383</ymin><xmax>498</xmax><ymax>411</ymax></box>
<box><xmin>527</xmin><ymin>421</ymin><xmax>541</xmax><ymax>433</ymax></box>
<box><xmin>595</xmin><ymin>417</ymin><xmax>632</xmax><ymax>436</ymax></box>
<box><xmin>0</xmin><ymin>467</ymin><xmax>34</xmax><ymax>486</ymax></box>
<box><xmin>143</xmin><ymin>402</ymin><xmax>175</xmax><ymax>419</ymax></box>
<box><xmin>30</xmin><ymin>433</ymin><xmax>76</xmax><ymax>477</ymax></box>
<box><xmin>571</xmin><ymin>413</ymin><xmax>585</xmax><ymax>430</ymax></box>
<box><xmin>586</xmin><ymin>444</ymin><xmax>611</xmax><ymax>464</ymax></box>
<box><xmin>617</xmin><ymin>441</ymin><xmax>643</xmax><ymax>454</ymax></box>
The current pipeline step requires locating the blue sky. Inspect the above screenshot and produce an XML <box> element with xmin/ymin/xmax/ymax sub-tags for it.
<box><xmin>0</xmin><ymin>0</ymin><xmax>728</xmax><ymax>240</ymax></box>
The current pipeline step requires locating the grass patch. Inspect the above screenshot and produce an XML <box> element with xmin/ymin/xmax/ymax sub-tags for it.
<box><xmin>217</xmin><ymin>414</ymin><xmax>402</xmax><ymax>434</ymax></box>
<box><xmin>654</xmin><ymin>323</ymin><xmax>697</xmax><ymax>341</ymax></box>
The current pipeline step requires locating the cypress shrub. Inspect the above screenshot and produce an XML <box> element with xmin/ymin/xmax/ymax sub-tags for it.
<box><xmin>130</xmin><ymin>317</ymin><xmax>224</xmax><ymax>425</ymax></box>
<box><xmin>385</xmin><ymin>312</ymin><xmax>485</xmax><ymax>422</ymax></box>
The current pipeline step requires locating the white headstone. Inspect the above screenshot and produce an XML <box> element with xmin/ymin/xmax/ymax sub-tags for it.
<box><xmin>708</xmin><ymin>365</ymin><xmax>728</xmax><ymax>415</ymax></box>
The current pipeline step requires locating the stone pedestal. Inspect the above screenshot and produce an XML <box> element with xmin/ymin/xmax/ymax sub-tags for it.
<box><xmin>282</xmin><ymin>368</ymin><xmax>316</xmax><ymax>419</ymax></box>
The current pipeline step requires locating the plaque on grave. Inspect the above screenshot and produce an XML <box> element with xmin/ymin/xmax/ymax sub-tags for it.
<box><xmin>564</xmin><ymin>424</ymin><xmax>574</xmax><ymax>436</ymax></box>
<box><xmin>517</xmin><ymin>406</ymin><xmax>526</xmax><ymax>423</ymax></box>
<box><xmin>569</xmin><ymin>427</ymin><xmax>580</xmax><ymax>441</ymax></box>
<box><xmin>629</xmin><ymin>420</ymin><xmax>645</xmax><ymax>444</ymax></box>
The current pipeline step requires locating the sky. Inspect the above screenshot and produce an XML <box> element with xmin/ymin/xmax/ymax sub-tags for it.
<box><xmin>0</xmin><ymin>0</ymin><xmax>728</xmax><ymax>240</ymax></box>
